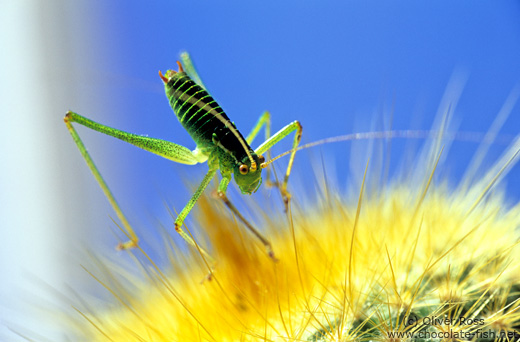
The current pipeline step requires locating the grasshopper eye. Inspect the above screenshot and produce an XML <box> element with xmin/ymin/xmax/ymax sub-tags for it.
<box><xmin>239</xmin><ymin>164</ymin><xmax>249</xmax><ymax>175</ymax></box>
<box><xmin>258</xmin><ymin>155</ymin><xmax>265</xmax><ymax>164</ymax></box>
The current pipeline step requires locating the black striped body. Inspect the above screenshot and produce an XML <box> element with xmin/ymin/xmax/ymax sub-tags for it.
<box><xmin>166</xmin><ymin>72</ymin><xmax>252</xmax><ymax>163</ymax></box>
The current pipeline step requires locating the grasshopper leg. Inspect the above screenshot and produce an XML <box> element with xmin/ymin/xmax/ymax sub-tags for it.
<box><xmin>217</xmin><ymin>177</ymin><xmax>277</xmax><ymax>261</ymax></box>
<box><xmin>245</xmin><ymin>111</ymin><xmax>281</xmax><ymax>188</ymax></box>
<box><xmin>255</xmin><ymin>120</ymin><xmax>303</xmax><ymax>211</ymax></box>
<box><xmin>64</xmin><ymin>112</ymin><xmax>138</xmax><ymax>250</ymax></box>
<box><xmin>65</xmin><ymin>111</ymin><xmax>213</xmax><ymax>259</ymax></box>
<box><xmin>173</xmin><ymin>167</ymin><xmax>217</xmax><ymax>262</ymax></box>
<box><xmin>180</xmin><ymin>51</ymin><xmax>207</xmax><ymax>91</ymax></box>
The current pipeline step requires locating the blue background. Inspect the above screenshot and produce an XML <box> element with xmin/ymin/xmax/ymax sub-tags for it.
<box><xmin>68</xmin><ymin>1</ymin><xmax>520</xmax><ymax>250</ymax></box>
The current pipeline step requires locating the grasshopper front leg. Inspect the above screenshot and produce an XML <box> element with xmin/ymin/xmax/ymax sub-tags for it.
<box><xmin>245</xmin><ymin>111</ymin><xmax>279</xmax><ymax>188</ymax></box>
<box><xmin>256</xmin><ymin>120</ymin><xmax>303</xmax><ymax>210</ymax></box>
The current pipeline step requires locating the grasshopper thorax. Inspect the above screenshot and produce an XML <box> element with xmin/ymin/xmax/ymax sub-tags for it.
<box><xmin>233</xmin><ymin>154</ymin><xmax>265</xmax><ymax>195</ymax></box>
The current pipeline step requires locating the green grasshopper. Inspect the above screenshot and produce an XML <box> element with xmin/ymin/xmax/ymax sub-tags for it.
<box><xmin>64</xmin><ymin>52</ymin><xmax>302</xmax><ymax>259</ymax></box>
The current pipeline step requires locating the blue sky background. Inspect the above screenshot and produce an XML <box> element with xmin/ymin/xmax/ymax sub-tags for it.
<box><xmin>63</xmin><ymin>1</ymin><xmax>520</xmax><ymax>257</ymax></box>
<box><xmin>2</xmin><ymin>1</ymin><xmax>520</xmax><ymax>340</ymax></box>
<box><xmin>74</xmin><ymin>1</ymin><xmax>520</xmax><ymax>245</ymax></box>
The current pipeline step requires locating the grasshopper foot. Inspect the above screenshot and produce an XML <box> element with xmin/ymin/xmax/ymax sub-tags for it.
<box><xmin>116</xmin><ymin>240</ymin><xmax>138</xmax><ymax>251</ymax></box>
<box><xmin>280</xmin><ymin>188</ymin><xmax>292</xmax><ymax>213</ymax></box>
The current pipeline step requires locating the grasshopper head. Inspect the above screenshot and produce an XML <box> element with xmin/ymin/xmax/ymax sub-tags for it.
<box><xmin>233</xmin><ymin>154</ymin><xmax>265</xmax><ymax>195</ymax></box>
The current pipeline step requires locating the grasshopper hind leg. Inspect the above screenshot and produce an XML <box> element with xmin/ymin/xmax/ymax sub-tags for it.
<box><xmin>65</xmin><ymin>111</ymin><xmax>214</xmax><ymax>262</ymax></box>
<box><xmin>64</xmin><ymin>112</ymin><xmax>138</xmax><ymax>250</ymax></box>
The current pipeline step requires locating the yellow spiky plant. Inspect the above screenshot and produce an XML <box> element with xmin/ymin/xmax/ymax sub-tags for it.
<box><xmin>71</xmin><ymin>109</ymin><xmax>520</xmax><ymax>341</ymax></box>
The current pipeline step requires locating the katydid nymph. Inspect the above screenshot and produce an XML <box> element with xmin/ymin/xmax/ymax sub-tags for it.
<box><xmin>64</xmin><ymin>52</ymin><xmax>302</xmax><ymax>260</ymax></box>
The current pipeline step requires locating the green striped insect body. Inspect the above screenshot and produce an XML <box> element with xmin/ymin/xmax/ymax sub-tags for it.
<box><xmin>162</xmin><ymin>65</ymin><xmax>264</xmax><ymax>195</ymax></box>
<box><xmin>64</xmin><ymin>53</ymin><xmax>302</xmax><ymax>259</ymax></box>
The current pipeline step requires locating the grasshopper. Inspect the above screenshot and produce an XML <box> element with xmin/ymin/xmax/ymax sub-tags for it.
<box><xmin>64</xmin><ymin>52</ymin><xmax>302</xmax><ymax>259</ymax></box>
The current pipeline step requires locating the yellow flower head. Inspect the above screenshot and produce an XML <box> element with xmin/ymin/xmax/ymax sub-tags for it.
<box><xmin>74</xmin><ymin>113</ymin><xmax>520</xmax><ymax>341</ymax></box>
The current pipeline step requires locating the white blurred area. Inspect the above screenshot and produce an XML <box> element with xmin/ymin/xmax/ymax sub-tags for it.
<box><xmin>0</xmin><ymin>2</ymin><xmax>116</xmax><ymax>340</ymax></box>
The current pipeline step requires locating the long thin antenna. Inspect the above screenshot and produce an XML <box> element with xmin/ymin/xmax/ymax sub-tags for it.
<box><xmin>260</xmin><ymin>129</ymin><xmax>514</xmax><ymax>168</ymax></box>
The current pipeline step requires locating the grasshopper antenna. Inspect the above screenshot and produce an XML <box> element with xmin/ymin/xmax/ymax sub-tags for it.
<box><xmin>260</xmin><ymin>129</ymin><xmax>513</xmax><ymax>168</ymax></box>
